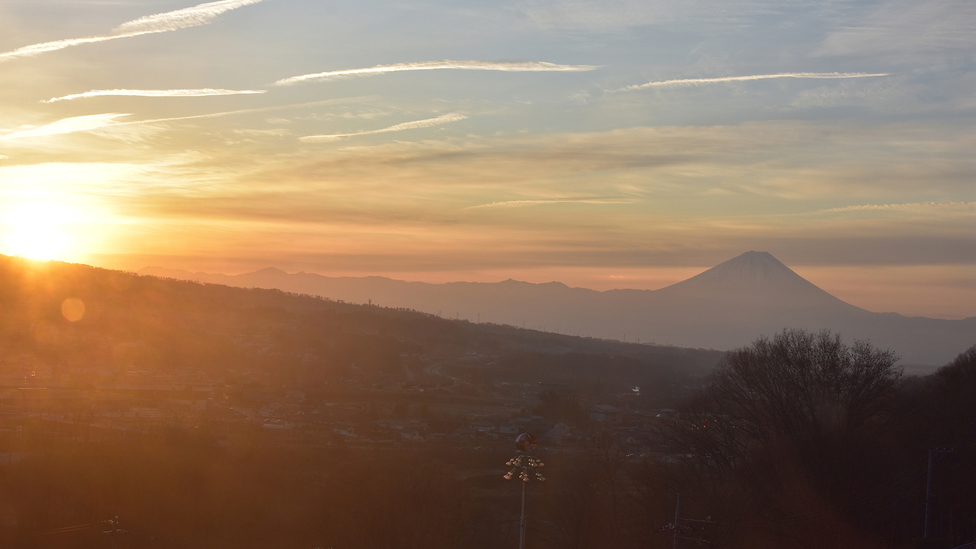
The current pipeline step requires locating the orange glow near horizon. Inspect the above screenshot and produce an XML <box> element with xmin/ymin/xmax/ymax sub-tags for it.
<box><xmin>0</xmin><ymin>199</ymin><xmax>99</xmax><ymax>263</ymax></box>
<box><xmin>82</xmin><ymin>252</ymin><xmax>974</xmax><ymax>320</ymax></box>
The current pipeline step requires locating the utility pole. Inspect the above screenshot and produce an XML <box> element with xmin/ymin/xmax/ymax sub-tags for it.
<box><xmin>661</xmin><ymin>494</ymin><xmax>715</xmax><ymax>549</ymax></box>
<box><xmin>924</xmin><ymin>448</ymin><xmax>952</xmax><ymax>538</ymax></box>
<box><xmin>673</xmin><ymin>493</ymin><xmax>682</xmax><ymax>549</ymax></box>
<box><xmin>102</xmin><ymin>516</ymin><xmax>126</xmax><ymax>549</ymax></box>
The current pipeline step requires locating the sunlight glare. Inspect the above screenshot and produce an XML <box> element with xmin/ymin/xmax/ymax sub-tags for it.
<box><xmin>2</xmin><ymin>201</ymin><xmax>80</xmax><ymax>261</ymax></box>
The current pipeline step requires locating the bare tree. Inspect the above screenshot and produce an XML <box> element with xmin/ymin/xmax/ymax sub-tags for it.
<box><xmin>666</xmin><ymin>329</ymin><xmax>904</xmax><ymax>548</ymax></box>
<box><xmin>703</xmin><ymin>329</ymin><xmax>900</xmax><ymax>450</ymax></box>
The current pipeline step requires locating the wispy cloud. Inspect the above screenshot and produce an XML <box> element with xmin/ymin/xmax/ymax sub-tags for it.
<box><xmin>300</xmin><ymin>113</ymin><xmax>467</xmax><ymax>142</ymax></box>
<box><xmin>125</xmin><ymin>97</ymin><xmax>375</xmax><ymax>125</ymax></box>
<box><xmin>817</xmin><ymin>202</ymin><xmax>975</xmax><ymax>214</ymax></box>
<box><xmin>112</xmin><ymin>0</ymin><xmax>262</xmax><ymax>35</ymax></box>
<box><xmin>465</xmin><ymin>198</ymin><xmax>633</xmax><ymax>209</ymax></box>
<box><xmin>0</xmin><ymin>0</ymin><xmax>263</xmax><ymax>63</ymax></box>
<box><xmin>0</xmin><ymin>113</ymin><xmax>130</xmax><ymax>140</ymax></box>
<box><xmin>0</xmin><ymin>98</ymin><xmax>373</xmax><ymax>141</ymax></box>
<box><xmin>43</xmin><ymin>88</ymin><xmax>266</xmax><ymax>103</ymax></box>
<box><xmin>617</xmin><ymin>72</ymin><xmax>889</xmax><ymax>92</ymax></box>
<box><xmin>275</xmin><ymin>60</ymin><xmax>598</xmax><ymax>86</ymax></box>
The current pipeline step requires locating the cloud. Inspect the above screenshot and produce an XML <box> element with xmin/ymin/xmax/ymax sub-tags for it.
<box><xmin>275</xmin><ymin>60</ymin><xmax>598</xmax><ymax>86</ymax></box>
<box><xmin>465</xmin><ymin>198</ymin><xmax>633</xmax><ymax>209</ymax></box>
<box><xmin>617</xmin><ymin>72</ymin><xmax>889</xmax><ymax>92</ymax></box>
<box><xmin>300</xmin><ymin>113</ymin><xmax>467</xmax><ymax>142</ymax></box>
<box><xmin>816</xmin><ymin>202</ymin><xmax>975</xmax><ymax>214</ymax></box>
<box><xmin>112</xmin><ymin>0</ymin><xmax>262</xmax><ymax>35</ymax></box>
<box><xmin>0</xmin><ymin>113</ymin><xmax>130</xmax><ymax>140</ymax></box>
<box><xmin>0</xmin><ymin>97</ymin><xmax>373</xmax><ymax>142</ymax></box>
<box><xmin>0</xmin><ymin>0</ymin><xmax>263</xmax><ymax>63</ymax></box>
<box><xmin>788</xmin><ymin>79</ymin><xmax>897</xmax><ymax>110</ymax></box>
<box><xmin>126</xmin><ymin>97</ymin><xmax>374</xmax><ymax>125</ymax></box>
<box><xmin>43</xmin><ymin>88</ymin><xmax>267</xmax><ymax>103</ymax></box>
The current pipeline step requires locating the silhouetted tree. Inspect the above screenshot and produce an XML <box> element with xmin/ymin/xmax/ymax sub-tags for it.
<box><xmin>711</xmin><ymin>329</ymin><xmax>900</xmax><ymax>445</ymax></box>
<box><xmin>669</xmin><ymin>329</ymin><xmax>904</xmax><ymax>548</ymax></box>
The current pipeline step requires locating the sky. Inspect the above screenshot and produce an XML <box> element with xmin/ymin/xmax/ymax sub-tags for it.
<box><xmin>0</xmin><ymin>0</ymin><xmax>973</xmax><ymax>319</ymax></box>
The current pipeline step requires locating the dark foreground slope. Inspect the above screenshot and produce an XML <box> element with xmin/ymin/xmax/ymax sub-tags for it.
<box><xmin>0</xmin><ymin>254</ymin><xmax>719</xmax><ymax>394</ymax></box>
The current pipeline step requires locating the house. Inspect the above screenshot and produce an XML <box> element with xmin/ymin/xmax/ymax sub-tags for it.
<box><xmin>590</xmin><ymin>404</ymin><xmax>627</xmax><ymax>422</ymax></box>
<box><xmin>499</xmin><ymin>420</ymin><xmax>519</xmax><ymax>435</ymax></box>
<box><xmin>541</xmin><ymin>423</ymin><xmax>576</xmax><ymax>445</ymax></box>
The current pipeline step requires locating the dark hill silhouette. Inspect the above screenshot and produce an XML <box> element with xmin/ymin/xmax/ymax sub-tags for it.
<box><xmin>140</xmin><ymin>252</ymin><xmax>974</xmax><ymax>366</ymax></box>
<box><xmin>0</xmin><ymin>253</ymin><xmax>721</xmax><ymax>396</ymax></box>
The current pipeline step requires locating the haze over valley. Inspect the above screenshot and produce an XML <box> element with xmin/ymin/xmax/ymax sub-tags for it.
<box><xmin>143</xmin><ymin>251</ymin><xmax>975</xmax><ymax>366</ymax></box>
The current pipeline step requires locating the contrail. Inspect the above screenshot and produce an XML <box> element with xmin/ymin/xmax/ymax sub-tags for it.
<box><xmin>276</xmin><ymin>60</ymin><xmax>598</xmax><ymax>86</ymax></box>
<box><xmin>816</xmin><ymin>201</ymin><xmax>975</xmax><ymax>214</ymax></box>
<box><xmin>0</xmin><ymin>113</ymin><xmax>130</xmax><ymax>140</ymax></box>
<box><xmin>113</xmin><ymin>0</ymin><xmax>263</xmax><ymax>35</ymax></box>
<box><xmin>617</xmin><ymin>72</ymin><xmax>889</xmax><ymax>92</ymax></box>
<box><xmin>465</xmin><ymin>198</ymin><xmax>633</xmax><ymax>209</ymax></box>
<box><xmin>43</xmin><ymin>88</ymin><xmax>267</xmax><ymax>103</ymax></box>
<box><xmin>0</xmin><ymin>0</ymin><xmax>263</xmax><ymax>63</ymax></box>
<box><xmin>1</xmin><ymin>97</ymin><xmax>373</xmax><ymax>141</ymax></box>
<box><xmin>300</xmin><ymin>113</ymin><xmax>467</xmax><ymax>142</ymax></box>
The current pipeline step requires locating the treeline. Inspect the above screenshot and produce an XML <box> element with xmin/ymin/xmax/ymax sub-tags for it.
<box><xmin>586</xmin><ymin>331</ymin><xmax>976</xmax><ymax>549</ymax></box>
<box><xmin>0</xmin><ymin>255</ymin><xmax>715</xmax><ymax>390</ymax></box>
<box><xmin>513</xmin><ymin>334</ymin><xmax>975</xmax><ymax>549</ymax></box>
<box><xmin>0</xmin><ymin>256</ymin><xmax>452</xmax><ymax>380</ymax></box>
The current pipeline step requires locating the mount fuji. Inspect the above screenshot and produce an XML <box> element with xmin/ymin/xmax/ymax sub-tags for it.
<box><xmin>141</xmin><ymin>252</ymin><xmax>974</xmax><ymax>366</ymax></box>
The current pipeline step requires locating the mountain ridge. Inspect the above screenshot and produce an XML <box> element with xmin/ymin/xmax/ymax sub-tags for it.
<box><xmin>139</xmin><ymin>252</ymin><xmax>974</xmax><ymax>365</ymax></box>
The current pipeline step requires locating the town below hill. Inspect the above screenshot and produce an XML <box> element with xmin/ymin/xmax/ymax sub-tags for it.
<box><xmin>0</xmin><ymin>253</ymin><xmax>723</xmax><ymax>451</ymax></box>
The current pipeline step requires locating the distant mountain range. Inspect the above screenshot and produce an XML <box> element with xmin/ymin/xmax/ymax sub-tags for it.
<box><xmin>140</xmin><ymin>251</ymin><xmax>975</xmax><ymax>366</ymax></box>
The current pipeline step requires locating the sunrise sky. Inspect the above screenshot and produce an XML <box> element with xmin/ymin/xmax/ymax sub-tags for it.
<box><xmin>0</xmin><ymin>0</ymin><xmax>973</xmax><ymax>319</ymax></box>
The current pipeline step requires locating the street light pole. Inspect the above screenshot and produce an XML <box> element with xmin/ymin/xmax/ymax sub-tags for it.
<box><xmin>520</xmin><ymin>479</ymin><xmax>527</xmax><ymax>549</ymax></box>
<box><xmin>504</xmin><ymin>437</ymin><xmax>545</xmax><ymax>549</ymax></box>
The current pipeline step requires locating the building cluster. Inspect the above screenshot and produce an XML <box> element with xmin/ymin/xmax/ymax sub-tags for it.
<box><xmin>0</xmin><ymin>356</ymin><xmax>678</xmax><ymax>458</ymax></box>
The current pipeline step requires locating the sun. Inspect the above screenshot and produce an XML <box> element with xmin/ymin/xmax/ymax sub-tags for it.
<box><xmin>2</xmin><ymin>201</ymin><xmax>79</xmax><ymax>261</ymax></box>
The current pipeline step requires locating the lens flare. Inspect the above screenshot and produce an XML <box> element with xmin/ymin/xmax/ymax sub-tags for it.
<box><xmin>61</xmin><ymin>298</ymin><xmax>86</xmax><ymax>322</ymax></box>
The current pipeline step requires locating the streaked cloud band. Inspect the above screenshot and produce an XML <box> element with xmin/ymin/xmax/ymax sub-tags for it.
<box><xmin>300</xmin><ymin>113</ymin><xmax>467</xmax><ymax>142</ymax></box>
<box><xmin>618</xmin><ymin>72</ymin><xmax>889</xmax><ymax>92</ymax></box>
<box><xmin>817</xmin><ymin>202</ymin><xmax>975</xmax><ymax>214</ymax></box>
<box><xmin>0</xmin><ymin>113</ymin><xmax>130</xmax><ymax>140</ymax></box>
<box><xmin>275</xmin><ymin>60</ymin><xmax>598</xmax><ymax>86</ymax></box>
<box><xmin>43</xmin><ymin>88</ymin><xmax>267</xmax><ymax>103</ymax></box>
<box><xmin>0</xmin><ymin>98</ymin><xmax>370</xmax><ymax>141</ymax></box>
<box><xmin>465</xmin><ymin>198</ymin><xmax>633</xmax><ymax>210</ymax></box>
<box><xmin>113</xmin><ymin>0</ymin><xmax>263</xmax><ymax>35</ymax></box>
<box><xmin>0</xmin><ymin>0</ymin><xmax>263</xmax><ymax>63</ymax></box>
